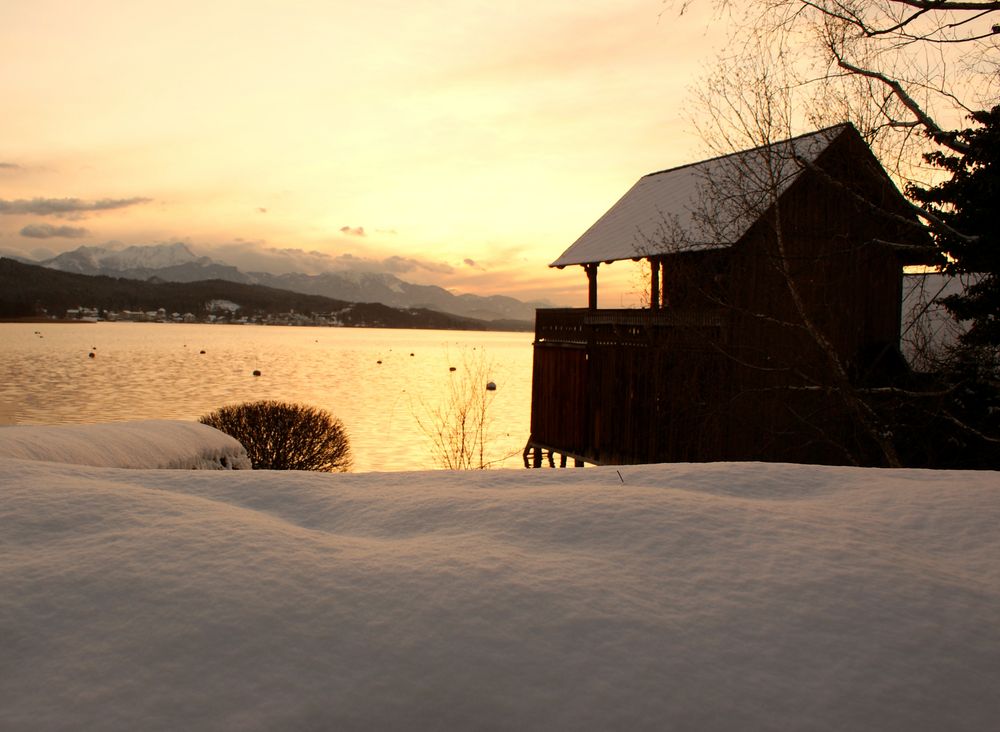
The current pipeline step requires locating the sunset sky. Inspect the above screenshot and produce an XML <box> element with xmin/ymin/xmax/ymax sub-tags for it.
<box><xmin>0</xmin><ymin>0</ymin><xmax>726</xmax><ymax>305</ymax></box>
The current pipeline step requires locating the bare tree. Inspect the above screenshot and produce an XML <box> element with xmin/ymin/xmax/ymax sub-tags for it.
<box><xmin>633</xmin><ymin>6</ymin><xmax>1000</xmax><ymax>465</ymax></box>
<box><xmin>628</xmin><ymin>39</ymin><xmax>931</xmax><ymax>465</ymax></box>
<box><xmin>669</xmin><ymin>1</ymin><xmax>998</xmax><ymax>201</ymax></box>
<box><xmin>414</xmin><ymin>349</ymin><xmax>517</xmax><ymax>470</ymax></box>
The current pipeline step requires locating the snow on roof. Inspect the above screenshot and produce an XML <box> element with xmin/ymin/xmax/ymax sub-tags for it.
<box><xmin>1</xmin><ymin>457</ymin><xmax>998</xmax><ymax>730</ymax></box>
<box><xmin>551</xmin><ymin>124</ymin><xmax>852</xmax><ymax>268</ymax></box>
<box><xmin>0</xmin><ymin>420</ymin><xmax>251</xmax><ymax>469</ymax></box>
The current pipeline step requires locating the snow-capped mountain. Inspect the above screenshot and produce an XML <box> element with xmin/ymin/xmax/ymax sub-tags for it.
<box><xmin>39</xmin><ymin>243</ymin><xmax>251</xmax><ymax>284</ymax></box>
<box><xmin>42</xmin><ymin>242</ymin><xmax>202</xmax><ymax>273</ymax></box>
<box><xmin>35</xmin><ymin>243</ymin><xmax>543</xmax><ymax>322</ymax></box>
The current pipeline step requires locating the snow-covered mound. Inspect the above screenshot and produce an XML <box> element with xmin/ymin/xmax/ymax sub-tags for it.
<box><xmin>1</xmin><ymin>460</ymin><xmax>998</xmax><ymax>731</ymax></box>
<box><xmin>0</xmin><ymin>420</ymin><xmax>250</xmax><ymax>469</ymax></box>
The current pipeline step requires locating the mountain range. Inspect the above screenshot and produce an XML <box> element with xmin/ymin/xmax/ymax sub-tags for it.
<box><xmin>0</xmin><ymin>257</ymin><xmax>531</xmax><ymax>332</ymax></box>
<box><xmin>34</xmin><ymin>243</ymin><xmax>546</xmax><ymax>323</ymax></box>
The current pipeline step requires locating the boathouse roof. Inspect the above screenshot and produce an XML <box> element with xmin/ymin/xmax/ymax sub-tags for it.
<box><xmin>550</xmin><ymin>124</ymin><xmax>854</xmax><ymax>268</ymax></box>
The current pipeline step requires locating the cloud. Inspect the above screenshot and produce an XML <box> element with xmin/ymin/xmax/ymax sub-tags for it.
<box><xmin>202</xmin><ymin>241</ymin><xmax>455</xmax><ymax>278</ymax></box>
<box><xmin>0</xmin><ymin>163</ymin><xmax>21</xmax><ymax>171</ymax></box>
<box><xmin>463</xmin><ymin>258</ymin><xmax>486</xmax><ymax>271</ymax></box>
<box><xmin>20</xmin><ymin>223</ymin><xmax>90</xmax><ymax>239</ymax></box>
<box><xmin>332</xmin><ymin>253</ymin><xmax>453</xmax><ymax>276</ymax></box>
<box><xmin>257</xmin><ymin>207</ymin><xmax>267</xmax><ymax>214</ymax></box>
<box><xmin>381</xmin><ymin>255</ymin><xmax>454</xmax><ymax>275</ymax></box>
<box><xmin>0</xmin><ymin>197</ymin><xmax>152</xmax><ymax>219</ymax></box>
<box><xmin>206</xmin><ymin>242</ymin><xmax>351</xmax><ymax>275</ymax></box>
<box><xmin>0</xmin><ymin>247</ymin><xmax>32</xmax><ymax>261</ymax></box>
<box><xmin>339</xmin><ymin>226</ymin><xmax>366</xmax><ymax>237</ymax></box>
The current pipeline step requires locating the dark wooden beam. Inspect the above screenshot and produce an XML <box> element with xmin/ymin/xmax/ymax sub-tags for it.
<box><xmin>650</xmin><ymin>258</ymin><xmax>660</xmax><ymax>311</ymax></box>
<box><xmin>585</xmin><ymin>263</ymin><xmax>598</xmax><ymax>310</ymax></box>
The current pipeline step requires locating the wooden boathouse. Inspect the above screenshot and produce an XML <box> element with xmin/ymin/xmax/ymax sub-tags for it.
<box><xmin>525</xmin><ymin>124</ymin><xmax>930</xmax><ymax>468</ymax></box>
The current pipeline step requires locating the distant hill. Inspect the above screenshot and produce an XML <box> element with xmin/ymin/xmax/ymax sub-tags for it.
<box><xmin>38</xmin><ymin>243</ymin><xmax>546</xmax><ymax>322</ymax></box>
<box><xmin>246</xmin><ymin>270</ymin><xmax>545</xmax><ymax>322</ymax></box>
<box><xmin>0</xmin><ymin>258</ymin><xmax>532</xmax><ymax>332</ymax></box>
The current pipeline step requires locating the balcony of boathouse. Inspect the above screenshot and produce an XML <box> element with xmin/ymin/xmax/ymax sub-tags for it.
<box><xmin>527</xmin><ymin>302</ymin><xmax>733</xmax><ymax>469</ymax></box>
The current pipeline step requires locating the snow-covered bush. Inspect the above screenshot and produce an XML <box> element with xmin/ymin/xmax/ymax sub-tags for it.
<box><xmin>0</xmin><ymin>420</ymin><xmax>251</xmax><ymax>469</ymax></box>
<box><xmin>200</xmin><ymin>400</ymin><xmax>352</xmax><ymax>471</ymax></box>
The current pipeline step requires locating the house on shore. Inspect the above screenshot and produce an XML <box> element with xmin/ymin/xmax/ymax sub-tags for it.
<box><xmin>526</xmin><ymin>124</ymin><xmax>931</xmax><ymax>468</ymax></box>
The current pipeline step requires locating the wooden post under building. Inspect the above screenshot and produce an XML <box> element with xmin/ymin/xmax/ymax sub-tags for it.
<box><xmin>650</xmin><ymin>258</ymin><xmax>660</xmax><ymax>310</ymax></box>
<box><xmin>585</xmin><ymin>263</ymin><xmax>598</xmax><ymax>310</ymax></box>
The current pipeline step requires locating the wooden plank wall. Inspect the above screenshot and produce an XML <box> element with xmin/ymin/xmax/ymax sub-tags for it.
<box><xmin>530</xmin><ymin>345</ymin><xmax>587</xmax><ymax>454</ymax></box>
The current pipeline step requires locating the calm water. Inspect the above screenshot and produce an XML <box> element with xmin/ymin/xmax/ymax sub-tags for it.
<box><xmin>0</xmin><ymin>323</ymin><xmax>534</xmax><ymax>472</ymax></box>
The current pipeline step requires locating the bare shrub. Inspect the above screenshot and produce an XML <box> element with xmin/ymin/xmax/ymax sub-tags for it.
<box><xmin>199</xmin><ymin>400</ymin><xmax>352</xmax><ymax>471</ymax></box>
<box><xmin>414</xmin><ymin>349</ymin><xmax>517</xmax><ymax>470</ymax></box>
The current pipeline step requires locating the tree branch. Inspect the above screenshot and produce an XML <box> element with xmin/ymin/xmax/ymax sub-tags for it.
<box><xmin>890</xmin><ymin>1</ymin><xmax>1000</xmax><ymax>11</ymax></box>
<box><xmin>831</xmin><ymin>49</ymin><xmax>973</xmax><ymax>153</ymax></box>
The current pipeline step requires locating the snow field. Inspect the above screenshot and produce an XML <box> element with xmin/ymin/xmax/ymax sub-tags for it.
<box><xmin>0</xmin><ymin>424</ymin><xmax>998</xmax><ymax>730</ymax></box>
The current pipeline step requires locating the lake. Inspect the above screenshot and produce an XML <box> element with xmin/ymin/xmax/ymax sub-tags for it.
<box><xmin>0</xmin><ymin>322</ymin><xmax>535</xmax><ymax>472</ymax></box>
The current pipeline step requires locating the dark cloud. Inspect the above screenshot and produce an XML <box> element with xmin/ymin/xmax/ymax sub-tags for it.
<box><xmin>0</xmin><ymin>196</ymin><xmax>152</xmax><ymax>218</ymax></box>
<box><xmin>20</xmin><ymin>223</ymin><xmax>90</xmax><ymax>239</ymax></box>
<box><xmin>0</xmin><ymin>163</ymin><xmax>21</xmax><ymax>171</ymax></box>
<box><xmin>339</xmin><ymin>226</ymin><xmax>366</xmax><ymax>237</ymax></box>
<box><xmin>463</xmin><ymin>258</ymin><xmax>486</xmax><ymax>271</ymax></box>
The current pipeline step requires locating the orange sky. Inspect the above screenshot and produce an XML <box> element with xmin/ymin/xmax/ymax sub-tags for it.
<box><xmin>0</xmin><ymin>1</ymin><xmax>726</xmax><ymax>305</ymax></box>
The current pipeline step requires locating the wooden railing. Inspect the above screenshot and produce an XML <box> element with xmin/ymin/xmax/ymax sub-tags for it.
<box><xmin>534</xmin><ymin>308</ymin><xmax>729</xmax><ymax>348</ymax></box>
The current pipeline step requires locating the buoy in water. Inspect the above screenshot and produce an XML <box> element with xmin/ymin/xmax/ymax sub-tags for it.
<box><xmin>200</xmin><ymin>350</ymin><xmax>206</xmax><ymax>354</ymax></box>
<box><xmin>449</xmin><ymin>366</ymin><xmax>457</xmax><ymax>372</ymax></box>
<box><xmin>252</xmin><ymin>369</ymin><xmax>261</xmax><ymax>376</ymax></box>
<box><xmin>377</xmin><ymin>360</ymin><xmax>382</xmax><ymax>365</ymax></box>
<box><xmin>486</xmin><ymin>381</ymin><xmax>496</xmax><ymax>391</ymax></box>
<box><xmin>88</xmin><ymin>352</ymin><xmax>95</xmax><ymax>359</ymax></box>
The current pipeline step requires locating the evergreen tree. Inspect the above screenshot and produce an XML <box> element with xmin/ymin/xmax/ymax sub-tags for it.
<box><xmin>901</xmin><ymin>109</ymin><xmax>1000</xmax><ymax>467</ymax></box>
<box><xmin>908</xmin><ymin>106</ymin><xmax>1000</xmax><ymax>347</ymax></box>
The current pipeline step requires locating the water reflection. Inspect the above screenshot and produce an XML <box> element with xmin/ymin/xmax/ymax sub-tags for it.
<box><xmin>0</xmin><ymin>323</ymin><xmax>534</xmax><ymax>472</ymax></box>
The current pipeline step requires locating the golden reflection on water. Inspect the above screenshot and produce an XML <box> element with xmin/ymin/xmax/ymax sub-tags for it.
<box><xmin>0</xmin><ymin>323</ymin><xmax>534</xmax><ymax>472</ymax></box>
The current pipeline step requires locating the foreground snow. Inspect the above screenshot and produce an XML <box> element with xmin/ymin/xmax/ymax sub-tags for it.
<box><xmin>1</xmin><ymin>440</ymin><xmax>999</xmax><ymax>730</ymax></box>
<box><xmin>0</xmin><ymin>420</ymin><xmax>250</xmax><ymax>469</ymax></box>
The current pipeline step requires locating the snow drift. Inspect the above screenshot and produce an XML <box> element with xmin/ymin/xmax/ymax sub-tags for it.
<box><xmin>1</xmin><ymin>449</ymin><xmax>998</xmax><ymax>730</ymax></box>
<box><xmin>0</xmin><ymin>420</ymin><xmax>250</xmax><ymax>469</ymax></box>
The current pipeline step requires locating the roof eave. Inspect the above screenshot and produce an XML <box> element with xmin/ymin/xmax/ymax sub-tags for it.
<box><xmin>549</xmin><ymin>242</ymin><xmax>733</xmax><ymax>268</ymax></box>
